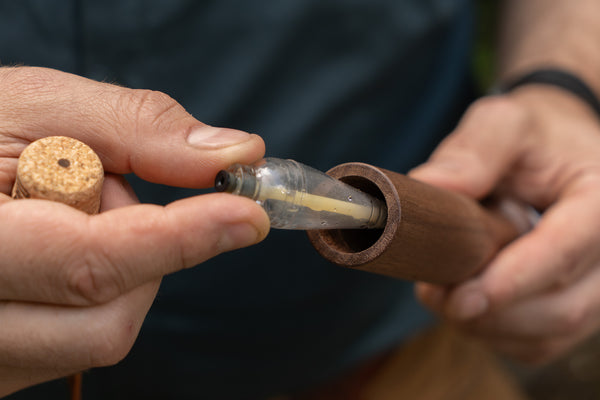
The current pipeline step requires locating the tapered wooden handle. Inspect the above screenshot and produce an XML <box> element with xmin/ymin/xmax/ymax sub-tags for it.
<box><xmin>307</xmin><ymin>163</ymin><xmax>521</xmax><ymax>284</ymax></box>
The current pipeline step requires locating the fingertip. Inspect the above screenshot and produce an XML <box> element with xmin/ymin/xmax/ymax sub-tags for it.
<box><xmin>415</xmin><ymin>282</ymin><xmax>447</xmax><ymax>313</ymax></box>
<box><xmin>240</xmin><ymin>195</ymin><xmax>271</xmax><ymax>243</ymax></box>
<box><xmin>248</xmin><ymin>133</ymin><xmax>267</xmax><ymax>163</ymax></box>
<box><xmin>100</xmin><ymin>174</ymin><xmax>139</xmax><ymax>211</ymax></box>
<box><xmin>201</xmin><ymin>196</ymin><xmax>270</xmax><ymax>256</ymax></box>
<box><xmin>180</xmin><ymin>132</ymin><xmax>266</xmax><ymax>188</ymax></box>
<box><xmin>445</xmin><ymin>281</ymin><xmax>489</xmax><ymax>321</ymax></box>
<box><xmin>443</xmin><ymin>239</ymin><xmax>538</xmax><ymax>322</ymax></box>
<box><xmin>409</xmin><ymin>96</ymin><xmax>530</xmax><ymax>199</ymax></box>
<box><xmin>449</xmin><ymin>291</ymin><xmax>489</xmax><ymax>321</ymax></box>
<box><xmin>186</xmin><ymin>126</ymin><xmax>254</xmax><ymax>149</ymax></box>
<box><xmin>408</xmin><ymin>160</ymin><xmax>462</xmax><ymax>185</ymax></box>
<box><xmin>222</xmin><ymin>132</ymin><xmax>266</xmax><ymax>167</ymax></box>
<box><xmin>408</xmin><ymin>158</ymin><xmax>486</xmax><ymax>199</ymax></box>
<box><xmin>178</xmin><ymin>193</ymin><xmax>271</xmax><ymax>252</ymax></box>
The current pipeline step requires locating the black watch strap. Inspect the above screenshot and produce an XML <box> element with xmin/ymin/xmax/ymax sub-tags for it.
<box><xmin>497</xmin><ymin>68</ymin><xmax>600</xmax><ymax>118</ymax></box>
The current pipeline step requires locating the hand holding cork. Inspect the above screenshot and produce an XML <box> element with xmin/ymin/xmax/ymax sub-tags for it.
<box><xmin>0</xmin><ymin>66</ymin><xmax>269</xmax><ymax>397</ymax></box>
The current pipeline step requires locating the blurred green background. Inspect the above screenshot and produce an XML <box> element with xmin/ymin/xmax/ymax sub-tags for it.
<box><xmin>473</xmin><ymin>0</ymin><xmax>498</xmax><ymax>92</ymax></box>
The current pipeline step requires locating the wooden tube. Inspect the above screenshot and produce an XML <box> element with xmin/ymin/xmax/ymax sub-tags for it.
<box><xmin>306</xmin><ymin>163</ymin><xmax>521</xmax><ymax>284</ymax></box>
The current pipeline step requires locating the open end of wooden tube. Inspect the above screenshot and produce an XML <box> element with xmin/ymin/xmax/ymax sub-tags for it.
<box><xmin>320</xmin><ymin>176</ymin><xmax>385</xmax><ymax>252</ymax></box>
<box><xmin>307</xmin><ymin>163</ymin><xmax>401</xmax><ymax>267</ymax></box>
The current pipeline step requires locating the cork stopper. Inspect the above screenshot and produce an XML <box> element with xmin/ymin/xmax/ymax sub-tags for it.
<box><xmin>12</xmin><ymin>136</ymin><xmax>104</xmax><ymax>215</ymax></box>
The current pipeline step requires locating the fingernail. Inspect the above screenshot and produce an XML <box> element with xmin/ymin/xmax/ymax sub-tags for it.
<box><xmin>221</xmin><ymin>222</ymin><xmax>265</xmax><ymax>252</ymax></box>
<box><xmin>453</xmin><ymin>291</ymin><xmax>488</xmax><ymax>320</ymax></box>
<box><xmin>187</xmin><ymin>126</ymin><xmax>251</xmax><ymax>149</ymax></box>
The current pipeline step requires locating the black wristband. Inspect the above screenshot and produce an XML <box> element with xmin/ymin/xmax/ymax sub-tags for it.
<box><xmin>497</xmin><ymin>68</ymin><xmax>600</xmax><ymax>118</ymax></box>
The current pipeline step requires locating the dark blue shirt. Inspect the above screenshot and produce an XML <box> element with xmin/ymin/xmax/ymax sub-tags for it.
<box><xmin>1</xmin><ymin>1</ymin><xmax>475</xmax><ymax>398</ymax></box>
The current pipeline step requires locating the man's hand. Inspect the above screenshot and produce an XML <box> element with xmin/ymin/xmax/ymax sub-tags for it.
<box><xmin>411</xmin><ymin>85</ymin><xmax>600</xmax><ymax>365</ymax></box>
<box><xmin>0</xmin><ymin>66</ymin><xmax>270</xmax><ymax>395</ymax></box>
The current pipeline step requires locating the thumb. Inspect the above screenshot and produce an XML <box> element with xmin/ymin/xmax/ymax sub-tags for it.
<box><xmin>0</xmin><ymin>66</ymin><xmax>264</xmax><ymax>188</ymax></box>
<box><xmin>408</xmin><ymin>97</ymin><xmax>530</xmax><ymax>199</ymax></box>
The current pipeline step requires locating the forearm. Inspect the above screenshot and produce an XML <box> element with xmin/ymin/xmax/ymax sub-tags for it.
<box><xmin>498</xmin><ymin>0</ymin><xmax>600</xmax><ymax>96</ymax></box>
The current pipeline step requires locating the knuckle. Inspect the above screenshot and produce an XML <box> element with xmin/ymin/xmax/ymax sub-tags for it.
<box><xmin>0</xmin><ymin>67</ymin><xmax>64</xmax><ymax>125</ymax></box>
<box><xmin>471</xmin><ymin>95</ymin><xmax>525</xmax><ymax>120</ymax></box>
<box><xmin>467</xmin><ymin>95</ymin><xmax>531</xmax><ymax>136</ymax></box>
<box><xmin>65</xmin><ymin>251</ymin><xmax>123</xmax><ymax>305</ymax></box>
<box><xmin>0</xmin><ymin>66</ymin><xmax>60</xmax><ymax>95</ymax></box>
<box><xmin>125</xmin><ymin>89</ymin><xmax>186</xmax><ymax>132</ymax></box>
<box><xmin>438</xmin><ymin>95</ymin><xmax>530</xmax><ymax>159</ymax></box>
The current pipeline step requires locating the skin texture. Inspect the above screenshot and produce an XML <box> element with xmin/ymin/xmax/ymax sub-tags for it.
<box><xmin>0</xmin><ymin>66</ymin><xmax>270</xmax><ymax>396</ymax></box>
<box><xmin>3</xmin><ymin>0</ymin><xmax>600</xmax><ymax>394</ymax></box>
<box><xmin>412</xmin><ymin>0</ymin><xmax>600</xmax><ymax>365</ymax></box>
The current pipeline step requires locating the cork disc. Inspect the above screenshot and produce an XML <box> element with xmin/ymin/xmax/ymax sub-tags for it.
<box><xmin>12</xmin><ymin>136</ymin><xmax>104</xmax><ymax>215</ymax></box>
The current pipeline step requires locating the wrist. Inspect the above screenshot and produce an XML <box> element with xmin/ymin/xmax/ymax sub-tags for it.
<box><xmin>500</xmin><ymin>62</ymin><xmax>600</xmax><ymax>104</ymax></box>
<box><xmin>493</xmin><ymin>68</ymin><xmax>600</xmax><ymax>121</ymax></box>
<box><xmin>498</xmin><ymin>1</ymin><xmax>600</xmax><ymax>98</ymax></box>
<box><xmin>503</xmin><ymin>84</ymin><xmax>600</xmax><ymax>123</ymax></box>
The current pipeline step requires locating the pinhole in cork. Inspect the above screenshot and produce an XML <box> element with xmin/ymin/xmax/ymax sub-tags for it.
<box><xmin>57</xmin><ymin>158</ymin><xmax>71</xmax><ymax>168</ymax></box>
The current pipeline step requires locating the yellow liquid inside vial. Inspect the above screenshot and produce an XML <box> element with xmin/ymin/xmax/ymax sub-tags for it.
<box><xmin>258</xmin><ymin>186</ymin><xmax>384</xmax><ymax>228</ymax></box>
